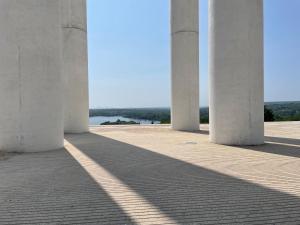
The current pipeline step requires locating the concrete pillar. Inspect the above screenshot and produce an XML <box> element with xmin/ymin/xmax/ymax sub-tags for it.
<box><xmin>171</xmin><ymin>0</ymin><xmax>200</xmax><ymax>131</ymax></box>
<box><xmin>61</xmin><ymin>0</ymin><xmax>89</xmax><ymax>133</ymax></box>
<box><xmin>209</xmin><ymin>0</ymin><xmax>264</xmax><ymax>145</ymax></box>
<box><xmin>0</xmin><ymin>0</ymin><xmax>64</xmax><ymax>152</ymax></box>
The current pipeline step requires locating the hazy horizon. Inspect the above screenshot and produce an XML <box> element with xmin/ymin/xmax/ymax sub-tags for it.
<box><xmin>89</xmin><ymin>100</ymin><xmax>300</xmax><ymax>110</ymax></box>
<box><xmin>88</xmin><ymin>0</ymin><xmax>300</xmax><ymax>108</ymax></box>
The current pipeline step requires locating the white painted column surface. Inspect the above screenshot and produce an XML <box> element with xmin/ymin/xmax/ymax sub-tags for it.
<box><xmin>209</xmin><ymin>0</ymin><xmax>264</xmax><ymax>145</ymax></box>
<box><xmin>0</xmin><ymin>0</ymin><xmax>64</xmax><ymax>152</ymax></box>
<box><xmin>62</xmin><ymin>0</ymin><xmax>89</xmax><ymax>133</ymax></box>
<box><xmin>171</xmin><ymin>0</ymin><xmax>200</xmax><ymax>131</ymax></box>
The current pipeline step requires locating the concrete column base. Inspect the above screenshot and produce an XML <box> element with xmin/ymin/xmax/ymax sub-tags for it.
<box><xmin>0</xmin><ymin>0</ymin><xmax>64</xmax><ymax>152</ymax></box>
<box><xmin>62</xmin><ymin>0</ymin><xmax>89</xmax><ymax>134</ymax></box>
<box><xmin>171</xmin><ymin>0</ymin><xmax>200</xmax><ymax>131</ymax></box>
<box><xmin>209</xmin><ymin>0</ymin><xmax>264</xmax><ymax>146</ymax></box>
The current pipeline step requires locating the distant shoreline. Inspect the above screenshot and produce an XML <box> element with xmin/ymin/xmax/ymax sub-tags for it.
<box><xmin>90</xmin><ymin>101</ymin><xmax>300</xmax><ymax>111</ymax></box>
<box><xmin>89</xmin><ymin>101</ymin><xmax>300</xmax><ymax>124</ymax></box>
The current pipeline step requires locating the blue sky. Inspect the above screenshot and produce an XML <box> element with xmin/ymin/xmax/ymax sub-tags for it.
<box><xmin>87</xmin><ymin>0</ymin><xmax>300</xmax><ymax>108</ymax></box>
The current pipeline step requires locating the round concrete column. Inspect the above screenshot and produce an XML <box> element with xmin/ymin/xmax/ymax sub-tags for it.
<box><xmin>171</xmin><ymin>0</ymin><xmax>200</xmax><ymax>131</ymax></box>
<box><xmin>209</xmin><ymin>0</ymin><xmax>264</xmax><ymax>145</ymax></box>
<box><xmin>0</xmin><ymin>1</ymin><xmax>64</xmax><ymax>152</ymax></box>
<box><xmin>62</xmin><ymin>0</ymin><xmax>89</xmax><ymax>133</ymax></box>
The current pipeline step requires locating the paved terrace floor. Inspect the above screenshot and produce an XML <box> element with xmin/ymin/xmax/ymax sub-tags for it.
<box><xmin>0</xmin><ymin>122</ymin><xmax>300</xmax><ymax>225</ymax></box>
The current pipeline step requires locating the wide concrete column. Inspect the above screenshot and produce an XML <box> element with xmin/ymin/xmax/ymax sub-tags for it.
<box><xmin>209</xmin><ymin>0</ymin><xmax>264</xmax><ymax>145</ymax></box>
<box><xmin>61</xmin><ymin>0</ymin><xmax>89</xmax><ymax>133</ymax></box>
<box><xmin>0</xmin><ymin>0</ymin><xmax>64</xmax><ymax>152</ymax></box>
<box><xmin>171</xmin><ymin>0</ymin><xmax>200</xmax><ymax>131</ymax></box>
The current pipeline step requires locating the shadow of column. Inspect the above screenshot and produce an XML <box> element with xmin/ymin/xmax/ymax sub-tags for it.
<box><xmin>65</xmin><ymin>132</ymin><xmax>300</xmax><ymax>224</ymax></box>
<box><xmin>0</xmin><ymin>148</ymin><xmax>136</xmax><ymax>224</ymax></box>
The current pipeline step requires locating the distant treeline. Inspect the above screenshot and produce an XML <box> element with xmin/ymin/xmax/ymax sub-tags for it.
<box><xmin>265</xmin><ymin>101</ymin><xmax>300</xmax><ymax>121</ymax></box>
<box><xmin>90</xmin><ymin>101</ymin><xmax>300</xmax><ymax>124</ymax></box>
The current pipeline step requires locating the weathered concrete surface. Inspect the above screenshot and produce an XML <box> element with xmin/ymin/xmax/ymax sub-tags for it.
<box><xmin>0</xmin><ymin>1</ymin><xmax>63</xmax><ymax>152</ymax></box>
<box><xmin>0</xmin><ymin>122</ymin><xmax>300</xmax><ymax>224</ymax></box>
<box><xmin>62</xmin><ymin>0</ymin><xmax>89</xmax><ymax>133</ymax></box>
<box><xmin>209</xmin><ymin>0</ymin><xmax>264</xmax><ymax>145</ymax></box>
<box><xmin>171</xmin><ymin>0</ymin><xmax>200</xmax><ymax>131</ymax></box>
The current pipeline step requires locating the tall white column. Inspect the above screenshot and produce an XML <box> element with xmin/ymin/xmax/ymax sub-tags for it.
<box><xmin>0</xmin><ymin>0</ymin><xmax>64</xmax><ymax>152</ymax></box>
<box><xmin>209</xmin><ymin>0</ymin><xmax>264</xmax><ymax>145</ymax></box>
<box><xmin>62</xmin><ymin>0</ymin><xmax>89</xmax><ymax>133</ymax></box>
<box><xmin>171</xmin><ymin>0</ymin><xmax>200</xmax><ymax>131</ymax></box>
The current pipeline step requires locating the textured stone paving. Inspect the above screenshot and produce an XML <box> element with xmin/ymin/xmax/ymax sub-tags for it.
<box><xmin>0</xmin><ymin>122</ymin><xmax>300</xmax><ymax>224</ymax></box>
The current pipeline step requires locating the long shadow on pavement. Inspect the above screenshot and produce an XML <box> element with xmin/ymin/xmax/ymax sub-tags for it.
<box><xmin>185</xmin><ymin>130</ymin><xmax>300</xmax><ymax>158</ymax></box>
<box><xmin>65</xmin><ymin>132</ymin><xmax>300</xmax><ymax>225</ymax></box>
<box><xmin>0</xmin><ymin>148</ymin><xmax>135</xmax><ymax>225</ymax></box>
<box><xmin>236</xmin><ymin>136</ymin><xmax>300</xmax><ymax>158</ymax></box>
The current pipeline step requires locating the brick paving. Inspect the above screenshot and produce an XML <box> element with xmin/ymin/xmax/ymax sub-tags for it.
<box><xmin>0</xmin><ymin>122</ymin><xmax>300</xmax><ymax>224</ymax></box>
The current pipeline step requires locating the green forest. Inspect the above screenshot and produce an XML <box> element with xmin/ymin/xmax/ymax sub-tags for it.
<box><xmin>90</xmin><ymin>101</ymin><xmax>300</xmax><ymax>124</ymax></box>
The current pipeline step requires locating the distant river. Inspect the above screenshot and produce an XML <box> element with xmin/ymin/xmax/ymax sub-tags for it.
<box><xmin>89</xmin><ymin>116</ymin><xmax>160</xmax><ymax>125</ymax></box>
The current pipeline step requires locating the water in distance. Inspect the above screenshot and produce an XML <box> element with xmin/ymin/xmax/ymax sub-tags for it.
<box><xmin>89</xmin><ymin>116</ymin><xmax>160</xmax><ymax>125</ymax></box>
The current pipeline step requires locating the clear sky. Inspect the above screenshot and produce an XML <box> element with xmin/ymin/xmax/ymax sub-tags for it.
<box><xmin>87</xmin><ymin>0</ymin><xmax>300</xmax><ymax>109</ymax></box>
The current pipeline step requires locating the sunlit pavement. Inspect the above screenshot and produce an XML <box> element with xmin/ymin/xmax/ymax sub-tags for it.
<box><xmin>0</xmin><ymin>122</ymin><xmax>300</xmax><ymax>224</ymax></box>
